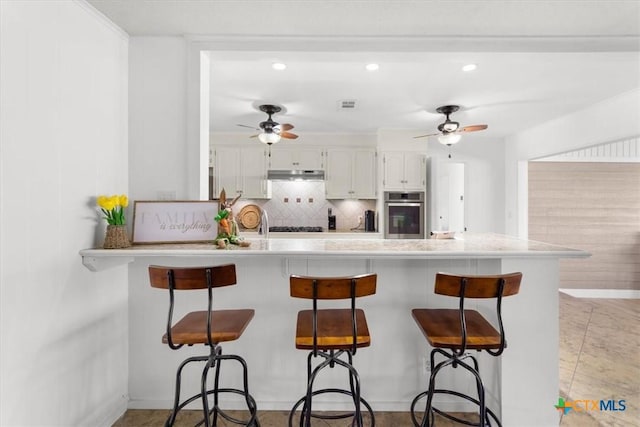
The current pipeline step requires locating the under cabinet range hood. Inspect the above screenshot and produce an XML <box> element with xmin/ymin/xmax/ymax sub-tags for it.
<box><xmin>267</xmin><ymin>169</ymin><xmax>325</xmax><ymax>181</ymax></box>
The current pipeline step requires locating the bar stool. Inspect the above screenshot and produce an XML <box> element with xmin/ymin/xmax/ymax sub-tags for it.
<box><xmin>288</xmin><ymin>273</ymin><xmax>377</xmax><ymax>427</ymax></box>
<box><xmin>410</xmin><ymin>272</ymin><xmax>522</xmax><ymax>427</ymax></box>
<box><xmin>149</xmin><ymin>264</ymin><xmax>259</xmax><ymax>427</ymax></box>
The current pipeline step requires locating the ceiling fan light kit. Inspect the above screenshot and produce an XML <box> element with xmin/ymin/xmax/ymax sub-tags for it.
<box><xmin>413</xmin><ymin>104</ymin><xmax>488</xmax><ymax>148</ymax></box>
<box><xmin>438</xmin><ymin>133</ymin><xmax>462</xmax><ymax>146</ymax></box>
<box><xmin>238</xmin><ymin>104</ymin><xmax>298</xmax><ymax>145</ymax></box>
<box><xmin>258</xmin><ymin>132</ymin><xmax>281</xmax><ymax>144</ymax></box>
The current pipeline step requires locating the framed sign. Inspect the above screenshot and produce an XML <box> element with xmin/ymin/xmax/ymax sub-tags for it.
<box><xmin>132</xmin><ymin>201</ymin><xmax>218</xmax><ymax>244</ymax></box>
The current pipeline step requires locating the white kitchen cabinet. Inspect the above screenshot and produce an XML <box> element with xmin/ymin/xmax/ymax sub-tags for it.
<box><xmin>212</xmin><ymin>146</ymin><xmax>270</xmax><ymax>199</ymax></box>
<box><xmin>382</xmin><ymin>152</ymin><xmax>426</xmax><ymax>190</ymax></box>
<box><xmin>268</xmin><ymin>147</ymin><xmax>324</xmax><ymax>170</ymax></box>
<box><xmin>326</xmin><ymin>148</ymin><xmax>377</xmax><ymax>199</ymax></box>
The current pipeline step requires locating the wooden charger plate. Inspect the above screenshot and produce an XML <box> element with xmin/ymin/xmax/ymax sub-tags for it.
<box><xmin>238</xmin><ymin>204</ymin><xmax>261</xmax><ymax>230</ymax></box>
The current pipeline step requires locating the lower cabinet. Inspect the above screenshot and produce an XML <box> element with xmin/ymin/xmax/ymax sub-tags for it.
<box><xmin>325</xmin><ymin>148</ymin><xmax>377</xmax><ymax>199</ymax></box>
<box><xmin>211</xmin><ymin>146</ymin><xmax>270</xmax><ymax>199</ymax></box>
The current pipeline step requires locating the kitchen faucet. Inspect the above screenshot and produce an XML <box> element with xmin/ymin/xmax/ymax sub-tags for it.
<box><xmin>259</xmin><ymin>208</ymin><xmax>269</xmax><ymax>239</ymax></box>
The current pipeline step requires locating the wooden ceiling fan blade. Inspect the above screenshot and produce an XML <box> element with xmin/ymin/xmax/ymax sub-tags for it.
<box><xmin>237</xmin><ymin>123</ymin><xmax>260</xmax><ymax>130</ymax></box>
<box><xmin>413</xmin><ymin>132</ymin><xmax>440</xmax><ymax>139</ymax></box>
<box><xmin>280</xmin><ymin>131</ymin><xmax>299</xmax><ymax>139</ymax></box>
<box><xmin>278</xmin><ymin>123</ymin><xmax>294</xmax><ymax>131</ymax></box>
<box><xmin>249</xmin><ymin>134</ymin><xmax>259</xmax><ymax>138</ymax></box>
<box><xmin>459</xmin><ymin>124</ymin><xmax>488</xmax><ymax>133</ymax></box>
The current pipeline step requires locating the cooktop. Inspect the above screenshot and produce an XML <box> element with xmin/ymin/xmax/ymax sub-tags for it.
<box><xmin>268</xmin><ymin>226</ymin><xmax>324</xmax><ymax>232</ymax></box>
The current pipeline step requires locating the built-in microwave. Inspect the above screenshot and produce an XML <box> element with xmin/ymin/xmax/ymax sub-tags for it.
<box><xmin>384</xmin><ymin>191</ymin><xmax>425</xmax><ymax>239</ymax></box>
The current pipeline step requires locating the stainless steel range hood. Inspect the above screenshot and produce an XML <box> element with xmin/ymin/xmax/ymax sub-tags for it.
<box><xmin>267</xmin><ymin>169</ymin><xmax>325</xmax><ymax>181</ymax></box>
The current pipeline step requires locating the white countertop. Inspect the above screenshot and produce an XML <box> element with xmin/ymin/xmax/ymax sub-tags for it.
<box><xmin>80</xmin><ymin>232</ymin><xmax>589</xmax><ymax>271</ymax></box>
<box><xmin>242</xmin><ymin>230</ymin><xmax>383</xmax><ymax>239</ymax></box>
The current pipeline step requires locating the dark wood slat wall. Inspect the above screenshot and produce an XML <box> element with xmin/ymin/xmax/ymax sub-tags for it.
<box><xmin>528</xmin><ymin>162</ymin><xmax>640</xmax><ymax>290</ymax></box>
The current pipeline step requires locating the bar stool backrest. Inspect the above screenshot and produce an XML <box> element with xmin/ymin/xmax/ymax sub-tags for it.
<box><xmin>434</xmin><ymin>272</ymin><xmax>521</xmax><ymax>299</ymax></box>
<box><xmin>434</xmin><ymin>272</ymin><xmax>522</xmax><ymax>357</ymax></box>
<box><xmin>290</xmin><ymin>273</ymin><xmax>376</xmax><ymax>356</ymax></box>
<box><xmin>149</xmin><ymin>264</ymin><xmax>237</xmax><ymax>290</ymax></box>
<box><xmin>290</xmin><ymin>273</ymin><xmax>377</xmax><ymax>300</ymax></box>
<box><xmin>148</xmin><ymin>264</ymin><xmax>237</xmax><ymax>349</ymax></box>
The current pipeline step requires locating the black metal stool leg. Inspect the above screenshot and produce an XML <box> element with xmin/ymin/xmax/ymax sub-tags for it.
<box><xmin>165</xmin><ymin>350</ymin><xmax>259</xmax><ymax>427</ymax></box>
<box><xmin>289</xmin><ymin>350</ymin><xmax>374</xmax><ymax>427</ymax></box>
<box><xmin>344</xmin><ymin>352</ymin><xmax>363</xmax><ymax>427</ymax></box>
<box><xmin>411</xmin><ymin>349</ymin><xmax>503</xmax><ymax>427</ymax></box>
<box><xmin>200</xmin><ymin>355</ymin><xmax>213</xmax><ymax>427</ymax></box>
<box><xmin>166</xmin><ymin>355</ymin><xmax>208</xmax><ymax>427</ymax></box>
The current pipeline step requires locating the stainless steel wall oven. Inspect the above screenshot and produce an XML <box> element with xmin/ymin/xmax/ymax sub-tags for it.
<box><xmin>384</xmin><ymin>191</ymin><xmax>425</xmax><ymax>239</ymax></box>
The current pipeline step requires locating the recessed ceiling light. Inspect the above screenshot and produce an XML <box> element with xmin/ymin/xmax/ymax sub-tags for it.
<box><xmin>365</xmin><ymin>63</ymin><xmax>379</xmax><ymax>71</ymax></box>
<box><xmin>462</xmin><ymin>63</ymin><xmax>477</xmax><ymax>72</ymax></box>
<box><xmin>272</xmin><ymin>62</ymin><xmax>287</xmax><ymax>71</ymax></box>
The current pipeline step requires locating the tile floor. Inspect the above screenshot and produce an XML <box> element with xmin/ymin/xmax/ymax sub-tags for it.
<box><xmin>113</xmin><ymin>293</ymin><xmax>639</xmax><ymax>426</ymax></box>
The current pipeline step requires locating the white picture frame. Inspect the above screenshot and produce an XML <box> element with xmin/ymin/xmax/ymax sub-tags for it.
<box><xmin>132</xmin><ymin>201</ymin><xmax>218</xmax><ymax>244</ymax></box>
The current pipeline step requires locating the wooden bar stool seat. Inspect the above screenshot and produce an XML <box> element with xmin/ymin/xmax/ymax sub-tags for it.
<box><xmin>295</xmin><ymin>308</ymin><xmax>371</xmax><ymax>350</ymax></box>
<box><xmin>410</xmin><ymin>272</ymin><xmax>522</xmax><ymax>427</ymax></box>
<box><xmin>163</xmin><ymin>309</ymin><xmax>254</xmax><ymax>346</ymax></box>
<box><xmin>288</xmin><ymin>274</ymin><xmax>377</xmax><ymax>427</ymax></box>
<box><xmin>149</xmin><ymin>264</ymin><xmax>259</xmax><ymax>427</ymax></box>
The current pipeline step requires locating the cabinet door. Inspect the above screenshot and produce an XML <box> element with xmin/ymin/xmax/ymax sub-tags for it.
<box><xmin>268</xmin><ymin>149</ymin><xmax>295</xmax><ymax>169</ymax></box>
<box><xmin>240</xmin><ymin>147</ymin><xmax>269</xmax><ymax>199</ymax></box>
<box><xmin>352</xmin><ymin>150</ymin><xmax>377</xmax><ymax>198</ymax></box>
<box><xmin>325</xmin><ymin>149</ymin><xmax>353</xmax><ymax>199</ymax></box>
<box><xmin>213</xmin><ymin>147</ymin><xmax>241</xmax><ymax>198</ymax></box>
<box><xmin>403</xmin><ymin>154</ymin><xmax>426</xmax><ymax>189</ymax></box>
<box><xmin>383</xmin><ymin>152</ymin><xmax>406</xmax><ymax>190</ymax></box>
<box><xmin>269</xmin><ymin>147</ymin><xmax>324</xmax><ymax>170</ymax></box>
<box><xmin>296</xmin><ymin>148</ymin><xmax>324</xmax><ymax>169</ymax></box>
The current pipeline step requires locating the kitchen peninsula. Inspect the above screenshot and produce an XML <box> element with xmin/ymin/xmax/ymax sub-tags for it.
<box><xmin>80</xmin><ymin>233</ymin><xmax>588</xmax><ymax>426</ymax></box>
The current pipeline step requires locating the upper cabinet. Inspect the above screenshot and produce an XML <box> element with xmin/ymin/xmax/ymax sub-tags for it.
<box><xmin>211</xmin><ymin>146</ymin><xmax>270</xmax><ymax>199</ymax></box>
<box><xmin>326</xmin><ymin>148</ymin><xmax>377</xmax><ymax>199</ymax></box>
<box><xmin>382</xmin><ymin>152</ymin><xmax>426</xmax><ymax>190</ymax></box>
<box><xmin>268</xmin><ymin>147</ymin><xmax>324</xmax><ymax>170</ymax></box>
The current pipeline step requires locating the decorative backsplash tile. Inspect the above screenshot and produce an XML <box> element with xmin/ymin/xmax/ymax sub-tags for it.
<box><xmin>234</xmin><ymin>181</ymin><xmax>376</xmax><ymax>231</ymax></box>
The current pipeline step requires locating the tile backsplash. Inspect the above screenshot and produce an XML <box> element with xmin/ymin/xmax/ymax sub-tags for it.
<box><xmin>233</xmin><ymin>181</ymin><xmax>376</xmax><ymax>231</ymax></box>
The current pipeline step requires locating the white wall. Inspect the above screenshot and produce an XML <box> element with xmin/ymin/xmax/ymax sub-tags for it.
<box><xmin>504</xmin><ymin>88</ymin><xmax>640</xmax><ymax>236</ymax></box>
<box><xmin>0</xmin><ymin>1</ymin><xmax>129</xmax><ymax>425</ymax></box>
<box><xmin>129</xmin><ymin>37</ymin><xmax>188</xmax><ymax>201</ymax></box>
<box><xmin>428</xmin><ymin>137</ymin><xmax>506</xmax><ymax>233</ymax></box>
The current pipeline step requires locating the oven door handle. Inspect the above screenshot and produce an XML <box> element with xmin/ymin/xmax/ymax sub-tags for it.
<box><xmin>386</xmin><ymin>202</ymin><xmax>423</xmax><ymax>207</ymax></box>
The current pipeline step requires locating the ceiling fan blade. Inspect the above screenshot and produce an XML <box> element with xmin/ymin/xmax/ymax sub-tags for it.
<box><xmin>249</xmin><ymin>134</ymin><xmax>259</xmax><ymax>138</ymax></box>
<box><xmin>280</xmin><ymin>131</ymin><xmax>299</xmax><ymax>139</ymax></box>
<box><xmin>278</xmin><ymin>123</ymin><xmax>294</xmax><ymax>131</ymax></box>
<box><xmin>459</xmin><ymin>124</ymin><xmax>488</xmax><ymax>133</ymax></box>
<box><xmin>413</xmin><ymin>132</ymin><xmax>440</xmax><ymax>139</ymax></box>
<box><xmin>237</xmin><ymin>124</ymin><xmax>260</xmax><ymax>130</ymax></box>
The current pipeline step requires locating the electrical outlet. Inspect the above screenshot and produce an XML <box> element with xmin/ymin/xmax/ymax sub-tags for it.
<box><xmin>157</xmin><ymin>190</ymin><xmax>176</xmax><ymax>200</ymax></box>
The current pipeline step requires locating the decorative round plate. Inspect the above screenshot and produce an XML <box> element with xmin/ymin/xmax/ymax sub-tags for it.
<box><xmin>238</xmin><ymin>204</ymin><xmax>261</xmax><ymax>230</ymax></box>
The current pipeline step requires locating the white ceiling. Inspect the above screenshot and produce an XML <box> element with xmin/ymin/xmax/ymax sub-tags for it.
<box><xmin>88</xmin><ymin>1</ymin><xmax>640</xmax><ymax>140</ymax></box>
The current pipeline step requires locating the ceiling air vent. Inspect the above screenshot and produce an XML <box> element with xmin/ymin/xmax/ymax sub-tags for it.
<box><xmin>337</xmin><ymin>99</ymin><xmax>357</xmax><ymax>110</ymax></box>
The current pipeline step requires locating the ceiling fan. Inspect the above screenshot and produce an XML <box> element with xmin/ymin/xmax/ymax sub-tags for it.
<box><xmin>413</xmin><ymin>105</ymin><xmax>487</xmax><ymax>146</ymax></box>
<box><xmin>237</xmin><ymin>104</ymin><xmax>298</xmax><ymax>145</ymax></box>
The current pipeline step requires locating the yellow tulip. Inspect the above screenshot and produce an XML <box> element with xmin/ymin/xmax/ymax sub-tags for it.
<box><xmin>103</xmin><ymin>198</ymin><xmax>116</xmax><ymax>211</ymax></box>
<box><xmin>97</xmin><ymin>195</ymin><xmax>109</xmax><ymax>209</ymax></box>
<box><xmin>97</xmin><ymin>193</ymin><xmax>128</xmax><ymax>225</ymax></box>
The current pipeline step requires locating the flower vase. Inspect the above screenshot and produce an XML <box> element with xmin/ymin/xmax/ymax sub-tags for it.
<box><xmin>103</xmin><ymin>224</ymin><xmax>131</xmax><ymax>249</ymax></box>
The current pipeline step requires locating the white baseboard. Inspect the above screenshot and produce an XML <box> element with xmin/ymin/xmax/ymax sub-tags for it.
<box><xmin>127</xmin><ymin>398</ymin><xmax>476</xmax><ymax>413</ymax></box>
<box><xmin>84</xmin><ymin>394</ymin><xmax>128</xmax><ymax>427</ymax></box>
<box><xmin>560</xmin><ymin>288</ymin><xmax>640</xmax><ymax>299</ymax></box>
